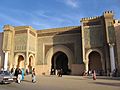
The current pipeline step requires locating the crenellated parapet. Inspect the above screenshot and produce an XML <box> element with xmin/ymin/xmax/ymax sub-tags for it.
<box><xmin>103</xmin><ymin>11</ymin><xmax>115</xmax><ymax>44</ymax></box>
<box><xmin>114</xmin><ymin>20</ymin><xmax>120</xmax><ymax>26</ymax></box>
<box><xmin>81</xmin><ymin>16</ymin><xmax>101</xmax><ymax>22</ymax></box>
<box><xmin>103</xmin><ymin>11</ymin><xmax>113</xmax><ymax>15</ymax></box>
<box><xmin>81</xmin><ymin>11</ymin><xmax>114</xmax><ymax>22</ymax></box>
<box><xmin>103</xmin><ymin>10</ymin><xmax>114</xmax><ymax>19</ymax></box>
<box><xmin>80</xmin><ymin>16</ymin><xmax>102</xmax><ymax>27</ymax></box>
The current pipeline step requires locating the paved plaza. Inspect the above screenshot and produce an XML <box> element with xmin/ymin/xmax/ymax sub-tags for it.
<box><xmin>0</xmin><ymin>75</ymin><xmax>120</xmax><ymax>90</ymax></box>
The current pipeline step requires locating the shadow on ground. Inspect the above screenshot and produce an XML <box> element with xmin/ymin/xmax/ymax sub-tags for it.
<box><xmin>90</xmin><ymin>82</ymin><xmax>120</xmax><ymax>87</ymax></box>
<box><xmin>86</xmin><ymin>76</ymin><xmax>120</xmax><ymax>81</ymax></box>
<box><xmin>22</xmin><ymin>80</ymin><xmax>32</xmax><ymax>83</ymax></box>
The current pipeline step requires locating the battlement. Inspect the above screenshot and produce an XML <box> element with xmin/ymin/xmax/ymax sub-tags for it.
<box><xmin>114</xmin><ymin>19</ymin><xmax>120</xmax><ymax>26</ymax></box>
<box><xmin>81</xmin><ymin>16</ymin><xmax>101</xmax><ymax>21</ymax></box>
<box><xmin>103</xmin><ymin>11</ymin><xmax>113</xmax><ymax>15</ymax></box>
<box><xmin>103</xmin><ymin>11</ymin><xmax>114</xmax><ymax>18</ymax></box>
<box><xmin>81</xmin><ymin>11</ymin><xmax>114</xmax><ymax>22</ymax></box>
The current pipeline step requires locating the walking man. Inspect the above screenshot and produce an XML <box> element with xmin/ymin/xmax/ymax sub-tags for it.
<box><xmin>17</xmin><ymin>68</ymin><xmax>22</xmax><ymax>84</ymax></box>
<box><xmin>32</xmin><ymin>68</ymin><xmax>36</xmax><ymax>83</ymax></box>
<box><xmin>93</xmin><ymin>70</ymin><xmax>96</xmax><ymax>80</ymax></box>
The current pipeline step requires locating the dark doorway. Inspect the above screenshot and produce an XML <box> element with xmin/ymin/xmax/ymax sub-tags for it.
<box><xmin>17</xmin><ymin>55</ymin><xmax>24</xmax><ymax>68</ymax></box>
<box><xmin>28</xmin><ymin>56</ymin><xmax>33</xmax><ymax>74</ymax></box>
<box><xmin>51</xmin><ymin>51</ymin><xmax>70</xmax><ymax>75</ymax></box>
<box><xmin>88</xmin><ymin>51</ymin><xmax>103</xmax><ymax>75</ymax></box>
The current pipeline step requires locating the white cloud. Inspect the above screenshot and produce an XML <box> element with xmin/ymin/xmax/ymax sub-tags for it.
<box><xmin>0</xmin><ymin>7</ymin><xmax>81</xmax><ymax>30</ymax></box>
<box><xmin>66</xmin><ymin>0</ymin><xmax>79</xmax><ymax>8</ymax></box>
<box><xmin>34</xmin><ymin>10</ymin><xmax>65</xmax><ymax>22</ymax></box>
<box><xmin>57</xmin><ymin>0</ymin><xmax>79</xmax><ymax>8</ymax></box>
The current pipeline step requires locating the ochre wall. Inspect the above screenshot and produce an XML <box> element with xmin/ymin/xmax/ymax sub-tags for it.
<box><xmin>0</xmin><ymin>33</ymin><xmax>4</xmax><ymax>69</ymax></box>
<box><xmin>115</xmin><ymin>25</ymin><xmax>120</xmax><ymax>75</ymax></box>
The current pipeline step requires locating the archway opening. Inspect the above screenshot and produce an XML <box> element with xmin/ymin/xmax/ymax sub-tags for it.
<box><xmin>51</xmin><ymin>51</ymin><xmax>70</xmax><ymax>75</ymax></box>
<box><xmin>28</xmin><ymin>56</ymin><xmax>33</xmax><ymax>74</ymax></box>
<box><xmin>88</xmin><ymin>51</ymin><xmax>103</xmax><ymax>75</ymax></box>
<box><xmin>17</xmin><ymin>55</ymin><xmax>24</xmax><ymax>68</ymax></box>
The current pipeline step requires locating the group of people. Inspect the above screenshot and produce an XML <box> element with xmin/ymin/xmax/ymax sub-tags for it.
<box><xmin>50</xmin><ymin>68</ymin><xmax>63</xmax><ymax>77</ymax></box>
<box><xmin>57</xmin><ymin>69</ymin><xmax>62</xmax><ymax>77</ymax></box>
<box><xmin>83</xmin><ymin>70</ymin><xmax>96</xmax><ymax>80</ymax></box>
<box><xmin>11</xmin><ymin>67</ymin><xmax>36</xmax><ymax>84</ymax></box>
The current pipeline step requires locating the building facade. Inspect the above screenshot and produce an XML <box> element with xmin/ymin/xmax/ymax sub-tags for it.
<box><xmin>0</xmin><ymin>11</ymin><xmax>120</xmax><ymax>76</ymax></box>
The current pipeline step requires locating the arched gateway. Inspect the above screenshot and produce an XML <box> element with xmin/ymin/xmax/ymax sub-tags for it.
<box><xmin>14</xmin><ymin>53</ymin><xmax>35</xmax><ymax>71</ymax></box>
<box><xmin>51</xmin><ymin>51</ymin><xmax>69</xmax><ymax>75</ymax></box>
<box><xmin>28</xmin><ymin>54</ymin><xmax>35</xmax><ymax>73</ymax></box>
<box><xmin>45</xmin><ymin>45</ymin><xmax>74</xmax><ymax>75</ymax></box>
<box><xmin>17</xmin><ymin>55</ymin><xmax>24</xmax><ymax>68</ymax></box>
<box><xmin>88</xmin><ymin>51</ymin><xmax>103</xmax><ymax>75</ymax></box>
<box><xmin>14</xmin><ymin>53</ymin><xmax>25</xmax><ymax>69</ymax></box>
<box><xmin>85</xmin><ymin>49</ymin><xmax>105</xmax><ymax>76</ymax></box>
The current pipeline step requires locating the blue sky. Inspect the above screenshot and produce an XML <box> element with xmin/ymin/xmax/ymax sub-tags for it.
<box><xmin>0</xmin><ymin>0</ymin><xmax>120</xmax><ymax>32</ymax></box>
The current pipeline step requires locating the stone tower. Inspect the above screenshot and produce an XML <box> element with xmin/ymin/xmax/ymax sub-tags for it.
<box><xmin>2</xmin><ymin>25</ymin><xmax>14</xmax><ymax>71</ymax></box>
<box><xmin>103</xmin><ymin>11</ymin><xmax>116</xmax><ymax>74</ymax></box>
<box><xmin>80</xmin><ymin>11</ymin><xmax>116</xmax><ymax>75</ymax></box>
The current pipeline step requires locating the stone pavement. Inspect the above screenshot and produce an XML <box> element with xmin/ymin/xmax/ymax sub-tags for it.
<box><xmin>0</xmin><ymin>75</ymin><xmax>120</xmax><ymax>90</ymax></box>
<box><xmin>24</xmin><ymin>75</ymin><xmax>120</xmax><ymax>90</ymax></box>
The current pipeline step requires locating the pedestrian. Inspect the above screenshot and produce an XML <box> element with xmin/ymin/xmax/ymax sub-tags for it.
<box><xmin>32</xmin><ymin>68</ymin><xmax>36</xmax><ymax>83</ymax></box>
<box><xmin>60</xmin><ymin>69</ymin><xmax>62</xmax><ymax>77</ymax></box>
<box><xmin>57</xmin><ymin>69</ymin><xmax>62</xmax><ymax>77</ymax></box>
<box><xmin>93</xmin><ymin>70</ymin><xmax>96</xmax><ymax>80</ymax></box>
<box><xmin>83</xmin><ymin>70</ymin><xmax>88</xmax><ymax>78</ymax></box>
<box><xmin>57</xmin><ymin>69</ymin><xmax>61</xmax><ymax>77</ymax></box>
<box><xmin>51</xmin><ymin>69</ymin><xmax>55</xmax><ymax>75</ymax></box>
<box><xmin>21</xmin><ymin>68</ymin><xmax>24</xmax><ymax>80</ymax></box>
<box><xmin>26</xmin><ymin>69</ymin><xmax>29</xmax><ymax>75</ymax></box>
<box><xmin>14</xmin><ymin>68</ymin><xmax>19</xmax><ymax>77</ymax></box>
<box><xmin>10</xmin><ymin>67</ymin><xmax>15</xmax><ymax>75</ymax></box>
<box><xmin>17</xmin><ymin>68</ymin><xmax>22</xmax><ymax>84</ymax></box>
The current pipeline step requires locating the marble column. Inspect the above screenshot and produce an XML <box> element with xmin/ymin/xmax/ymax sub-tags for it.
<box><xmin>109</xmin><ymin>44</ymin><xmax>115</xmax><ymax>73</ymax></box>
<box><xmin>3</xmin><ymin>51</ymin><xmax>9</xmax><ymax>71</ymax></box>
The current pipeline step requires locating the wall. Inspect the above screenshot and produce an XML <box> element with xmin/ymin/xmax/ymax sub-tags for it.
<box><xmin>37</xmin><ymin>27</ymin><xmax>82</xmax><ymax>65</ymax></box>
<box><xmin>36</xmin><ymin>27</ymin><xmax>83</xmax><ymax>75</ymax></box>
<box><xmin>28</xmin><ymin>30</ymin><xmax>36</xmax><ymax>53</ymax></box>
<box><xmin>14</xmin><ymin>31</ymin><xmax>27</xmax><ymax>52</ymax></box>
<box><xmin>71</xmin><ymin>64</ymin><xmax>85</xmax><ymax>75</ymax></box>
<box><xmin>0</xmin><ymin>33</ymin><xmax>4</xmax><ymax>69</ymax></box>
<box><xmin>115</xmin><ymin>25</ymin><xmax>120</xmax><ymax>75</ymax></box>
